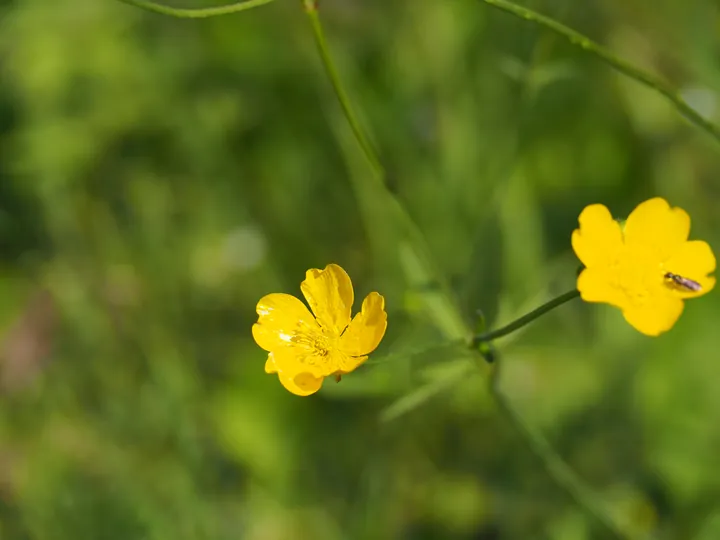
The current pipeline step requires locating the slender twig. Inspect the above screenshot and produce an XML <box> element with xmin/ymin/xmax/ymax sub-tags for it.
<box><xmin>476</xmin><ymin>289</ymin><xmax>642</xmax><ymax>539</ymax></box>
<box><xmin>479</xmin><ymin>0</ymin><xmax>720</xmax><ymax>144</ymax></box>
<box><xmin>302</xmin><ymin>1</ymin><xmax>384</xmax><ymax>176</ymax></box>
<box><xmin>489</xmin><ymin>360</ymin><xmax>638</xmax><ymax>540</ymax></box>
<box><xmin>117</xmin><ymin>0</ymin><xmax>274</xmax><ymax>18</ymax></box>
<box><xmin>302</xmin><ymin>0</ymin><xmax>468</xmax><ymax>337</ymax></box>
<box><xmin>473</xmin><ymin>290</ymin><xmax>579</xmax><ymax>345</ymax></box>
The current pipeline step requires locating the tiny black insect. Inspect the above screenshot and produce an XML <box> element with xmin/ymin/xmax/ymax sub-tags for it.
<box><xmin>664</xmin><ymin>272</ymin><xmax>702</xmax><ymax>292</ymax></box>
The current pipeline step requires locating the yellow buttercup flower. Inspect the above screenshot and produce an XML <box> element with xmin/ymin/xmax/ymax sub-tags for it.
<box><xmin>572</xmin><ymin>197</ymin><xmax>716</xmax><ymax>336</ymax></box>
<box><xmin>252</xmin><ymin>263</ymin><xmax>387</xmax><ymax>396</ymax></box>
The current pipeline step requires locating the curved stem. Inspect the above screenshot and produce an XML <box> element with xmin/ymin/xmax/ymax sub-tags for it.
<box><xmin>479</xmin><ymin>0</ymin><xmax>720</xmax><ymax>144</ymax></box>
<box><xmin>117</xmin><ymin>0</ymin><xmax>274</xmax><ymax>18</ymax></box>
<box><xmin>302</xmin><ymin>0</ymin><xmax>467</xmax><ymax>337</ymax></box>
<box><xmin>302</xmin><ymin>0</ymin><xmax>383</xmax><ymax>175</ymax></box>
<box><xmin>489</xmin><ymin>360</ymin><xmax>637</xmax><ymax>540</ymax></box>
<box><xmin>473</xmin><ymin>289</ymin><xmax>579</xmax><ymax>345</ymax></box>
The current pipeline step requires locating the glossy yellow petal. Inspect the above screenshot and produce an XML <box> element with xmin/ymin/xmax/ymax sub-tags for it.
<box><xmin>252</xmin><ymin>293</ymin><xmax>320</xmax><ymax>352</ymax></box>
<box><xmin>571</xmin><ymin>204</ymin><xmax>623</xmax><ymax>267</ymax></box>
<box><xmin>624</xmin><ymin>198</ymin><xmax>690</xmax><ymax>259</ymax></box>
<box><xmin>272</xmin><ymin>343</ymin><xmax>332</xmax><ymax>377</ymax></box>
<box><xmin>340</xmin><ymin>292</ymin><xmax>388</xmax><ymax>357</ymax></box>
<box><xmin>265</xmin><ymin>353</ymin><xmax>278</xmax><ymax>374</ymax></box>
<box><xmin>270</xmin><ymin>348</ymin><xmax>326</xmax><ymax>395</ymax></box>
<box><xmin>663</xmin><ymin>240</ymin><xmax>716</xmax><ymax>298</ymax></box>
<box><xmin>337</xmin><ymin>354</ymin><xmax>368</xmax><ymax>374</ymax></box>
<box><xmin>622</xmin><ymin>295</ymin><xmax>684</xmax><ymax>336</ymax></box>
<box><xmin>576</xmin><ymin>267</ymin><xmax>624</xmax><ymax>307</ymax></box>
<box><xmin>277</xmin><ymin>371</ymin><xmax>324</xmax><ymax>396</ymax></box>
<box><xmin>300</xmin><ymin>264</ymin><xmax>354</xmax><ymax>335</ymax></box>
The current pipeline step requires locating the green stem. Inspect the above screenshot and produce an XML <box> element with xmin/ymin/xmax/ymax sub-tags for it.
<box><xmin>302</xmin><ymin>0</ymin><xmax>467</xmax><ymax>337</ymax></box>
<box><xmin>117</xmin><ymin>0</ymin><xmax>274</xmax><ymax>18</ymax></box>
<box><xmin>302</xmin><ymin>0</ymin><xmax>384</xmax><ymax>176</ymax></box>
<box><xmin>473</xmin><ymin>289</ymin><xmax>579</xmax><ymax>345</ymax></box>
<box><xmin>479</xmin><ymin>0</ymin><xmax>720</xmax><ymax>144</ymax></box>
<box><xmin>489</xmin><ymin>360</ymin><xmax>637</xmax><ymax>540</ymax></box>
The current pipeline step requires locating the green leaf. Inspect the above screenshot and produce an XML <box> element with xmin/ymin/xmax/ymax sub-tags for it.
<box><xmin>379</xmin><ymin>360</ymin><xmax>473</xmax><ymax>423</ymax></box>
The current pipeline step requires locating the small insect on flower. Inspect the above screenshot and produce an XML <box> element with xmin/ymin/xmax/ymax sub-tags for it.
<box><xmin>572</xmin><ymin>197</ymin><xmax>716</xmax><ymax>336</ymax></box>
<box><xmin>664</xmin><ymin>272</ymin><xmax>703</xmax><ymax>292</ymax></box>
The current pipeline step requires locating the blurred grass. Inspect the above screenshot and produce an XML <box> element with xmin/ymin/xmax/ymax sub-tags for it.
<box><xmin>1</xmin><ymin>0</ymin><xmax>720</xmax><ymax>538</ymax></box>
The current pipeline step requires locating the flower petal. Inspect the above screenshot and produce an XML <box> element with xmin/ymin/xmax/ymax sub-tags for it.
<box><xmin>577</xmin><ymin>267</ymin><xmax>624</xmax><ymax>307</ymax></box>
<box><xmin>278</xmin><ymin>371</ymin><xmax>324</xmax><ymax>396</ymax></box>
<box><xmin>271</xmin><ymin>343</ymin><xmax>329</xmax><ymax>378</ymax></box>
<box><xmin>622</xmin><ymin>295</ymin><xmax>684</xmax><ymax>336</ymax></box>
<box><xmin>300</xmin><ymin>264</ymin><xmax>354</xmax><ymax>335</ymax></box>
<box><xmin>571</xmin><ymin>204</ymin><xmax>623</xmax><ymax>268</ymax></box>
<box><xmin>271</xmin><ymin>346</ymin><xmax>326</xmax><ymax>395</ymax></box>
<box><xmin>338</xmin><ymin>355</ymin><xmax>368</xmax><ymax>374</ymax></box>
<box><xmin>252</xmin><ymin>293</ymin><xmax>320</xmax><ymax>352</ymax></box>
<box><xmin>340</xmin><ymin>292</ymin><xmax>387</xmax><ymax>357</ymax></box>
<box><xmin>624</xmin><ymin>198</ymin><xmax>690</xmax><ymax>259</ymax></box>
<box><xmin>663</xmin><ymin>240</ymin><xmax>716</xmax><ymax>298</ymax></box>
<box><xmin>265</xmin><ymin>353</ymin><xmax>278</xmax><ymax>374</ymax></box>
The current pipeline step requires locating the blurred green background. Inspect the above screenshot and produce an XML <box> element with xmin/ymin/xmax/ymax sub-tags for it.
<box><xmin>2</xmin><ymin>0</ymin><xmax>720</xmax><ymax>538</ymax></box>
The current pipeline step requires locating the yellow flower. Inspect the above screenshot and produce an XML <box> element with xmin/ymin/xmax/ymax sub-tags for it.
<box><xmin>252</xmin><ymin>263</ymin><xmax>387</xmax><ymax>396</ymax></box>
<box><xmin>572</xmin><ymin>197</ymin><xmax>716</xmax><ymax>336</ymax></box>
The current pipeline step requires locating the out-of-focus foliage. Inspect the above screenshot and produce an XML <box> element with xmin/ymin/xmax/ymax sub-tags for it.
<box><xmin>1</xmin><ymin>0</ymin><xmax>720</xmax><ymax>538</ymax></box>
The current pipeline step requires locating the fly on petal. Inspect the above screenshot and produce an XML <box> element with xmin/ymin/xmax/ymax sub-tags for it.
<box><xmin>572</xmin><ymin>198</ymin><xmax>715</xmax><ymax>336</ymax></box>
<box><xmin>664</xmin><ymin>272</ymin><xmax>702</xmax><ymax>292</ymax></box>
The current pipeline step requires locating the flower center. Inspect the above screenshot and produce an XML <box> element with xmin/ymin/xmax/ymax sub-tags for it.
<box><xmin>291</xmin><ymin>327</ymin><xmax>342</xmax><ymax>372</ymax></box>
<box><xmin>609</xmin><ymin>246</ymin><xmax>664</xmax><ymax>307</ymax></box>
